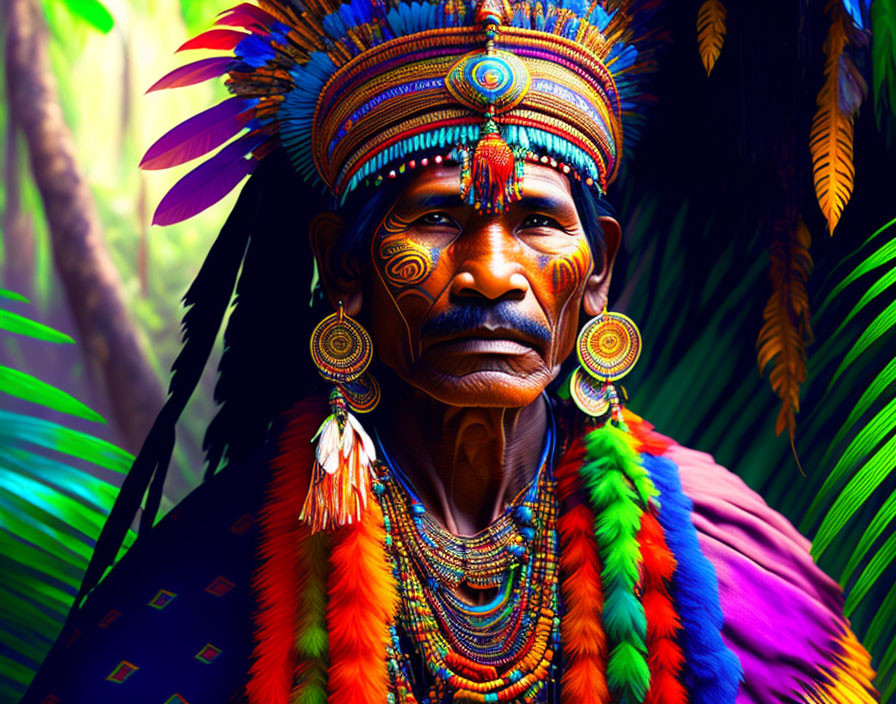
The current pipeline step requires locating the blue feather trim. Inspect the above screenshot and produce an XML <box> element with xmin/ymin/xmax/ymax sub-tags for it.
<box><xmin>644</xmin><ymin>454</ymin><xmax>742</xmax><ymax>704</ymax></box>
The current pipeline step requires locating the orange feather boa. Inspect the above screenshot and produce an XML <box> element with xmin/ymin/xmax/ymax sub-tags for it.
<box><xmin>556</xmin><ymin>436</ymin><xmax>611</xmax><ymax>704</ymax></box>
<box><xmin>326</xmin><ymin>497</ymin><xmax>399</xmax><ymax>703</ymax></box>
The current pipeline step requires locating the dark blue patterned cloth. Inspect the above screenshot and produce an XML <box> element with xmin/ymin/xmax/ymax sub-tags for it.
<box><xmin>21</xmin><ymin>450</ymin><xmax>270</xmax><ymax>704</ymax></box>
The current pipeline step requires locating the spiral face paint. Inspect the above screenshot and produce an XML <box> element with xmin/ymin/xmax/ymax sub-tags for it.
<box><xmin>376</xmin><ymin>211</ymin><xmax>441</xmax><ymax>301</ymax></box>
<box><xmin>366</xmin><ymin>163</ymin><xmax>596</xmax><ymax>408</ymax></box>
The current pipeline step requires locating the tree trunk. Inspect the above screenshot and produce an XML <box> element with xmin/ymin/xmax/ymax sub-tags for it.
<box><xmin>3</xmin><ymin>111</ymin><xmax>35</xmax><ymax>298</ymax></box>
<box><xmin>4</xmin><ymin>0</ymin><xmax>165</xmax><ymax>451</ymax></box>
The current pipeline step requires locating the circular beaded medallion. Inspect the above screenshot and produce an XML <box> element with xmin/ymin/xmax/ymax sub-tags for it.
<box><xmin>576</xmin><ymin>311</ymin><xmax>641</xmax><ymax>382</ymax></box>
<box><xmin>445</xmin><ymin>50</ymin><xmax>531</xmax><ymax>113</ymax></box>
<box><xmin>569</xmin><ymin>367</ymin><xmax>610</xmax><ymax>417</ymax></box>
<box><xmin>310</xmin><ymin>310</ymin><xmax>373</xmax><ymax>384</ymax></box>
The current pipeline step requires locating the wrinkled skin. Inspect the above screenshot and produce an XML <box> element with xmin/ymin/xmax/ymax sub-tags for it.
<box><xmin>311</xmin><ymin>163</ymin><xmax>621</xmax><ymax>540</ymax></box>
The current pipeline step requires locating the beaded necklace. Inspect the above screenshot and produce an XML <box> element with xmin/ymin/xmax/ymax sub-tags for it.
<box><xmin>372</xmin><ymin>414</ymin><xmax>561</xmax><ymax>704</ymax></box>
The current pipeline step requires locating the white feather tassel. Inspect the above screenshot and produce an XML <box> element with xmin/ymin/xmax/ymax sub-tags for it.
<box><xmin>299</xmin><ymin>388</ymin><xmax>376</xmax><ymax>532</ymax></box>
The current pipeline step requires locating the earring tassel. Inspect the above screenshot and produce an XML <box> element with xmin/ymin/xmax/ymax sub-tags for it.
<box><xmin>300</xmin><ymin>389</ymin><xmax>376</xmax><ymax>533</ymax></box>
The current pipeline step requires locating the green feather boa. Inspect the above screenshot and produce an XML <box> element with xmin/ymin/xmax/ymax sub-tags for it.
<box><xmin>580</xmin><ymin>422</ymin><xmax>659</xmax><ymax>704</ymax></box>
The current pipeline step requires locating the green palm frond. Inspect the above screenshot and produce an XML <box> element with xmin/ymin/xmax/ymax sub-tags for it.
<box><xmin>872</xmin><ymin>0</ymin><xmax>896</xmax><ymax>127</ymax></box>
<box><xmin>0</xmin><ymin>290</ymin><xmax>135</xmax><ymax>701</ymax></box>
<box><xmin>797</xmin><ymin>219</ymin><xmax>896</xmax><ymax>695</ymax></box>
<box><xmin>611</xmin><ymin>176</ymin><xmax>895</xmax><ymax>694</ymax></box>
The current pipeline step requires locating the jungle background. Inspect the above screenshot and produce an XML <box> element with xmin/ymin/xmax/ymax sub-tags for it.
<box><xmin>1</xmin><ymin>0</ymin><xmax>894</xmax><ymax>701</ymax></box>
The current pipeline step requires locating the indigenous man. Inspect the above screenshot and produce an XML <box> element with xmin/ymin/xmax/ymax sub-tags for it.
<box><xmin>23</xmin><ymin>0</ymin><xmax>878</xmax><ymax>702</ymax></box>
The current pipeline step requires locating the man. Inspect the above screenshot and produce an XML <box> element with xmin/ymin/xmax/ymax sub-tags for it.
<box><xmin>23</xmin><ymin>0</ymin><xmax>878</xmax><ymax>702</ymax></box>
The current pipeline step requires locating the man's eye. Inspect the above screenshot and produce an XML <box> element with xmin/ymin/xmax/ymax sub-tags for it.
<box><xmin>416</xmin><ymin>212</ymin><xmax>457</xmax><ymax>227</ymax></box>
<box><xmin>520</xmin><ymin>214</ymin><xmax>563</xmax><ymax>230</ymax></box>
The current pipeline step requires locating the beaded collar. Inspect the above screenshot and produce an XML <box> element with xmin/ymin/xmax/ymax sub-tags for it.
<box><xmin>372</xmin><ymin>409</ymin><xmax>561</xmax><ymax>703</ymax></box>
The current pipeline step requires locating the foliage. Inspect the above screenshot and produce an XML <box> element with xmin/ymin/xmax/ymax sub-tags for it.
<box><xmin>801</xmin><ymin>218</ymin><xmax>896</xmax><ymax>700</ymax></box>
<box><xmin>612</xmin><ymin>173</ymin><xmax>895</xmax><ymax>695</ymax></box>
<box><xmin>33</xmin><ymin>0</ymin><xmax>237</xmax><ymax>496</ymax></box>
<box><xmin>0</xmin><ymin>291</ymin><xmax>135</xmax><ymax>702</ymax></box>
<box><xmin>872</xmin><ymin>0</ymin><xmax>896</xmax><ymax>126</ymax></box>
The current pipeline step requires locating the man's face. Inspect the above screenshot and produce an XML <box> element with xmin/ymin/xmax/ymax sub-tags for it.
<box><xmin>354</xmin><ymin>163</ymin><xmax>610</xmax><ymax>407</ymax></box>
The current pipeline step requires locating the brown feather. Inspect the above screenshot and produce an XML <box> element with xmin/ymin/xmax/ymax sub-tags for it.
<box><xmin>756</xmin><ymin>219</ymin><xmax>814</xmax><ymax>455</ymax></box>
<box><xmin>697</xmin><ymin>0</ymin><xmax>726</xmax><ymax>77</ymax></box>
<box><xmin>810</xmin><ymin>7</ymin><xmax>855</xmax><ymax>235</ymax></box>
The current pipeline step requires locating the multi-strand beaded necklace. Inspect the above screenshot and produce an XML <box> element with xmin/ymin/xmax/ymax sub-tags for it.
<box><xmin>249</xmin><ymin>400</ymin><xmax>746</xmax><ymax>704</ymax></box>
<box><xmin>372</xmin><ymin>425</ymin><xmax>561</xmax><ymax>704</ymax></box>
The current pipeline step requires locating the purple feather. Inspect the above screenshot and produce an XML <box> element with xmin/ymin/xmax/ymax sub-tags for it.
<box><xmin>146</xmin><ymin>57</ymin><xmax>234</xmax><ymax>93</ymax></box>
<box><xmin>140</xmin><ymin>98</ymin><xmax>254</xmax><ymax>171</ymax></box>
<box><xmin>152</xmin><ymin>135</ymin><xmax>264</xmax><ymax>226</ymax></box>
<box><xmin>216</xmin><ymin>2</ymin><xmax>278</xmax><ymax>31</ymax></box>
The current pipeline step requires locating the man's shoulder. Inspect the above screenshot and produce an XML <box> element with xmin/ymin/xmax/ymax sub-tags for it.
<box><xmin>21</xmin><ymin>449</ymin><xmax>271</xmax><ymax>704</ymax></box>
<box><xmin>633</xmin><ymin>424</ymin><xmax>877</xmax><ymax>703</ymax></box>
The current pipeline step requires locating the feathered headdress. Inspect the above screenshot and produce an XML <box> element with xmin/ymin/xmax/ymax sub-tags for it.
<box><xmin>140</xmin><ymin>0</ymin><xmax>660</xmax><ymax>222</ymax></box>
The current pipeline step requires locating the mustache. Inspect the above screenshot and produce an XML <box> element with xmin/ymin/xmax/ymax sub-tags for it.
<box><xmin>421</xmin><ymin>302</ymin><xmax>552</xmax><ymax>345</ymax></box>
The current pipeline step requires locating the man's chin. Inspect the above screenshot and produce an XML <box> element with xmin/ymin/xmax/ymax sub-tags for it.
<box><xmin>406</xmin><ymin>366</ymin><xmax>553</xmax><ymax>408</ymax></box>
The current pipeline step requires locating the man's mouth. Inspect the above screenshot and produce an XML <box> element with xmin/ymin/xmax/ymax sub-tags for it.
<box><xmin>422</xmin><ymin>326</ymin><xmax>545</xmax><ymax>356</ymax></box>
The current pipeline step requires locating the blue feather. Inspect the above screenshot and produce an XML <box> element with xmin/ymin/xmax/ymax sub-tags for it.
<box><xmin>644</xmin><ymin>454</ymin><xmax>743</xmax><ymax>704</ymax></box>
<box><xmin>587</xmin><ymin>4</ymin><xmax>612</xmax><ymax>30</ymax></box>
<box><xmin>562</xmin><ymin>17</ymin><xmax>580</xmax><ymax>39</ymax></box>
<box><xmin>322</xmin><ymin>13</ymin><xmax>347</xmax><ymax>40</ymax></box>
<box><xmin>235</xmin><ymin>35</ymin><xmax>274</xmax><ymax>67</ymax></box>
<box><xmin>841</xmin><ymin>0</ymin><xmax>864</xmax><ymax>28</ymax></box>
<box><xmin>560</xmin><ymin>0</ymin><xmax>587</xmax><ymax>19</ymax></box>
<box><xmin>607</xmin><ymin>43</ymin><xmax>637</xmax><ymax>72</ymax></box>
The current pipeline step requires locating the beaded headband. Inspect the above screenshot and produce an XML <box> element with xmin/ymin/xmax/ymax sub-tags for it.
<box><xmin>141</xmin><ymin>0</ymin><xmax>657</xmax><ymax>224</ymax></box>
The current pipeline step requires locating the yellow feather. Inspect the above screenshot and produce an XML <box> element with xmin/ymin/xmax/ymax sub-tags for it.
<box><xmin>697</xmin><ymin>0</ymin><xmax>727</xmax><ymax>76</ymax></box>
<box><xmin>800</xmin><ymin>630</ymin><xmax>878</xmax><ymax>703</ymax></box>
<box><xmin>810</xmin><ymin>11</ymin><xmax>855</xmax><ymax>235</ymax></box>
<box><xmin>756</xmin><ymin>219</ymin><xmax>813</xmax><ymax>455</ymax></box>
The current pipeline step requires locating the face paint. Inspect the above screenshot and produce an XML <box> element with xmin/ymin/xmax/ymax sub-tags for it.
<box><xmin>363</xmin><ymin>163</ymin><xmax>601</xmax><ymax>408</ymax></box>
<box><xmin>550</xmin><ymin>238</ymin><xmax>592</xmax><ymax>296</ymax></box>
<box><xmin>379</xmin><ymin>234</ymin><xmax>437</xmax><ymax>292</ymax></box>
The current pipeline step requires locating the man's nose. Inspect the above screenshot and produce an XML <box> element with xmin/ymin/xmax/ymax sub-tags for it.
<box><xmin>449</xmin><ymin>222</ymin><xmax>529</xmax><ymax>302</ymax></box>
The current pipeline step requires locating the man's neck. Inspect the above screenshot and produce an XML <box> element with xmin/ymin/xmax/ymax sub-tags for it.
<box><xmin>377</xmin><ymin>385</ymin><xmax>548</xmax><ymax>535</ymax></box>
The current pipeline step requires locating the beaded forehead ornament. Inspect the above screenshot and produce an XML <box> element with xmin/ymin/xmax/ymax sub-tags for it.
<box><xmin>141</xmin><ymin>0</ymin><xmax>657</xmax><ymax>223</ymax></box>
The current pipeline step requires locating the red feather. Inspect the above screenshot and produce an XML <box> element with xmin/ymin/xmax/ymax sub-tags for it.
<box><xmin>557</xmin><ymin>438</ymin><xmax>610</xmax><ymax>704</ymax></box>
<box><xmin>247</xmin><ymin>399</ymin><xmax>325</xmax><ymax>704</ymax></box>
<box><xmin>177</xmin><ymin>28</ymin><xmax>248</xmax><ymax>52</ymax></box>
<box><xmin>216</xmin><ymin>2</ymin><xmax>280</xmax><ymax>31</ymax></box>
<box><xmin>327</xmin><ymin>492</ymin><xmax>398</xmax><ymax>703</ymax></box>
<box><xmin>555</xmin><ymin>435</ymin><xmax>587</xmax><ymax>500</ymax></box>
<box><xmin>623</xmin><ymin>409</ymin><xmax>676</xmax><ymax>455</ymax></box>
<box><xmin>639</xmin><ymin>509</ymin><xmax>688</xmax><ymax>704</ymax></box>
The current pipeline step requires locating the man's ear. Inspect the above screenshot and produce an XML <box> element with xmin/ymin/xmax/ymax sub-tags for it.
<box><xmin>308</xmin><ymin>212</ymin><xmax>364</xmax><ymax>316</ymax></box>
<box><xmin>583</xmin><ymin>216</ymin><xmax>621</xmax><ymax>317</ymax></box>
